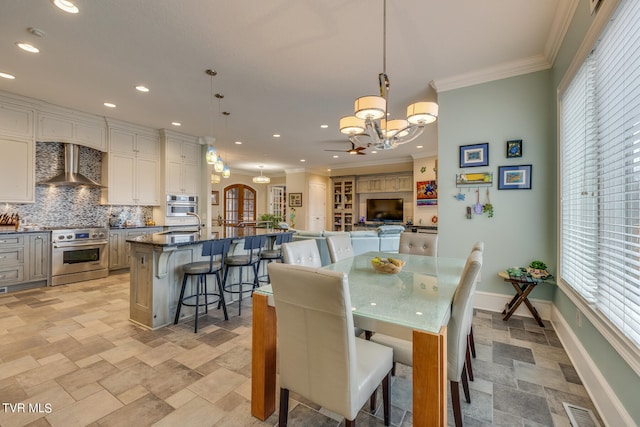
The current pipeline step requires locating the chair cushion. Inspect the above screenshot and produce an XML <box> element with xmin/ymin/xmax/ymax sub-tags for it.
<box><xmin>369</xmin><ymin>333</ymin><xmax>413</xmax><ymax>367</ymax></box>
<box><xmin>182</xmin><ymin>260</ymin><xmax>222</xmax><ymax>275</ymax></box>
<box><xmin>377</xmin><ymin>225</ymin><xmax>406</xmax><ymax>234</ymax></box>
<box><xmin>296</xmin><ymin>230</ymin><xmax>324</xmax><ymax>237</ymax></box>
<box><xmin>224</xmin><ymin>254</ymin><xmax>260</xmax><ymax>266</ymax></box>
<box><xmin>260</xmin><ymin>249</ymin><xmax>281</xmax><ymax>259</ymax></box>
<box><xmin>350</xmin><ymin>230</ymin><xmax>379</xmax><ymax>237</ymax></box>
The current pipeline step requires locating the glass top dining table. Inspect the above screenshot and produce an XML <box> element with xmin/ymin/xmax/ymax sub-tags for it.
<box><xmin>251</xmin><ymin>251</ymin><xmax>467</xmax><ymax>426</ymax></box>
<box><xmin>256</xmin><ymin>251</ymin><xmax>466</xmax><ymax>335</ymax></box>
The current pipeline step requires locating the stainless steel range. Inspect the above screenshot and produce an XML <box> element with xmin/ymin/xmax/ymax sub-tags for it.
<box><xmin>50</xmin><ymin>227</ymin><xmax>109</xmax><ymax>286</ymax></box>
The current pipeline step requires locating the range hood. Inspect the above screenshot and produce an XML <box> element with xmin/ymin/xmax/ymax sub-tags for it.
<box><xmin>38</xmin><ymin>143</ymin><xmax>103</xmax><ymax>187</ymax></box>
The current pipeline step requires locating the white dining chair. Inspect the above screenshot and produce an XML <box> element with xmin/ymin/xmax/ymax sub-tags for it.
<box><xmin>370</xmin><ymin>250</ymin><xmax>483</xmax><ymax>427</ymax></box>
<box><xmin>465</xmin><ymin>241</ymin><xmax>484</xmax><ymax>381</ymax></box>
<box><xmin>281</xmin><ymin>239</ymin><xmax>322</xmax><ymax>267</ymax></box>
<box><xmin>268</xmin><ymin>262</ymin><xmax>393</xmax><ymax>426</ymax></box>
<box><xmin>326</xmin><ymin>234</ymin><xmax>355</xmax><ymax>263</ymax></box>
<box><xmin>398</xmin><ymin>232</ymin><xmax>438</xmax><ymax>256</ymax></box>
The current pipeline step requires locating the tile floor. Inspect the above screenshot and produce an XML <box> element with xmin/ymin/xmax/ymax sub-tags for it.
<box><xmin>0</xmin><ymin>273</ymin><xmax>602</xmax><ymax>426</ymax></box>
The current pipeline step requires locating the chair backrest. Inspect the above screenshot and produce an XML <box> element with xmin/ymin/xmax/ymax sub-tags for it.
<box><xmin>202</xmin><ymin>238</ymin><xmax>232</xmax><ymax>269</ymax></box>
<box><xmin>275</xmin><ymin>232</ymin><xmax>294</xmax><ymax>246</ymax></box>
<box><xmin>268</xmin><ymin>262</ymin><xmax>357</xmax><ymax>414</ymax></box>
<box><xmin>471</xmin><ymin>241</ymin><xmax>484</xmax><ymax>254</ymax></box>
<box><xmin>326</xmin><ymin>234</ymin><xmax>354</xmax><ymax>263</ymax></box>
<box><xmin>447</xmin><ymin>250</ymin><xmax>482</xmax><ymax>380</ymax></box>
<box><xmin>398</xmin><ymin>232</ymin><xmax>438</xmax><ymax>256</ymax></box>
<box><xmin>281</xmin><ymin>239</ymin><xmax>322</xmax><ymax>267</ymax></box>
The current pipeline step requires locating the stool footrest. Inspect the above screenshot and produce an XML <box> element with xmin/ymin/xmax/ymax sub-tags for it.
<box><xmin>180</xmin><ymin>293</ymin><xmax>224</xmax><ymax>308</ymax></box>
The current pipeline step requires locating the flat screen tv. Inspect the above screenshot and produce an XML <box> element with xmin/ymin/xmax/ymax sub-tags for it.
<box><xmin>366</xmin><ymin>198</ymin><xmax>403</xmax><ymax>223</ymax></box>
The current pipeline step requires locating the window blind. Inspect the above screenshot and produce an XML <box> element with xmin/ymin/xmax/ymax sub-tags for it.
<box><xmin>560</xmin><ymin>0</ymin><xmax>640</xmax><ymax>348</ymax></box>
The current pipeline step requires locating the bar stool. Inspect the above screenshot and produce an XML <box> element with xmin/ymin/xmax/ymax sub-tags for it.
<box><xmin>174</xmin><ymin>238</ymin><xmax>232</xmax><ymax>333</ymax></box>
<box><xmin>257</xmin><ymin>232</ymin><xmax>293</xmax><ymax>284</ymax></box>
<box><xmin>221</xmin><ymin>234</ymin><xmax>266</xmax><ymax>316</ymax></box>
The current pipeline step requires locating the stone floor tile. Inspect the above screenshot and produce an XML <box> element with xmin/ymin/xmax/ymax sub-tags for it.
<box><xmin>135</xmin><ymin>341</ymin><xmax>186</xmax><ymax>367</ymax></box>
<box><xmin>173</xmin><ymin>343</ymin><xmax>222</xmax><ymax>370</ymax></box>
<box><xmin>286</xmin><ymin>403</ymin><xmax>339</xmax><ymax>426</ymax></box>
<box><xmin>492</xmin><ymin>341</ymin><xmax>535</xmax><ymax>367</ymax></box>
<box><xmin>152</xmin><ymin>395</ymin><xmax>225</xmax><ymax>427</ymax></box>
<box><xmin>509</xmin><ymin>327</ymin><xmax>549</xmax><ymax>345</ymax></box>
<box><xmin>93</xmin><ymin>393</ymin><xmax>173</xmax><ymax>426</ymax></box>
<box><xmin>558</xmin><ymin>362</ymin><xmax>582</xmax><ymax>385</ymax></box>
<box><xmin>188</xmin><ymin>367</ymin><xmax>248</xmax><ymax>405</ymax></box>
<box><xmin>115</xmin><ymin>384</ymin><xmax>149</xmax><ymax>405</ymax></box>
<box><xmin>0</xmin><ymin>356</ymin><xmax>40</xmax><ymax>381</ymax></box>
<box><xmin>493</xmin><ymin>383</ymin><xmax>553</xmax><ymax>425</ymax></box>
<box><xmin>164</xmin><ymin>387</ymin><xmax>197</xmax><ymax>409</ymax></box>
<box><xmin>141</xmin><ymin>359</ymin><xmax>203</xmax><ymax>400</ymax></box>
<box><xmin>45</xmin><ymin>389</ymin><xmax>122</xmax><ymax>427</ymax></box>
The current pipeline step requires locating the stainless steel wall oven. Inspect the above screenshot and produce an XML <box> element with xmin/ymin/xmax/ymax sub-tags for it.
<box><xmin>166</xmin><ymin>194</ymin><xmax>198</xmax><ymax>217</ymax></box>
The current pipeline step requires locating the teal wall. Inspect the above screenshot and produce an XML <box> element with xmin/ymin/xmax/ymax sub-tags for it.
<box><xmin>437</xmin><ymin>71</ymin><xmax>555</xmax><ymax>300</ymax></box>
<box><xmin>437</xmin><ymin>0</ymin><xmax>640</xmax><ymax>423</ymax></box>
<box><xmin>550</xmin><ymin>0</ymin><xmax>640</xmax><ymax>424</ymax></box>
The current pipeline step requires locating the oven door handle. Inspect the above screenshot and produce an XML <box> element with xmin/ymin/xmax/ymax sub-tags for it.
<box><xmin>53</xmin><ymin>240</ymin><xmax>108</xmax><ymax>248</ymax></box>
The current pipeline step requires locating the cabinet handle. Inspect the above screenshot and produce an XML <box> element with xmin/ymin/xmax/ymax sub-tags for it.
<box><xmin>0</xmin><ymin>240</ymin><xmax>6</xmax><ymax>243</ymax></box>
<box><xmin>0</xmin><ymin>256</ymin><xmax>5</xmax><ymax>259</ymax></box>
<box><xmin>0</xmin><ymin>275</ymin><xmax>4</xmax><ymax>279</ymax></box>
<box><xmin>35</xmin><ymin>236</ymin><xmax>42</xmax><ymax>240</ymax></box>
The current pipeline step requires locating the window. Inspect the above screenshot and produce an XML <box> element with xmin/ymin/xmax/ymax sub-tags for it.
<box><xmin>224</xmin><ymin>184</ymin><xmax>256</xmax><ymax>226</ymax></box>
<box><xmin>560</xmin><ymin>0</ymin><xmax>640</xmax><ymax>349</ymax></box>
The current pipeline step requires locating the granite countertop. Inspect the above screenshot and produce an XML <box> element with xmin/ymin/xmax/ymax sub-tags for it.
<box><xmin>0</xmin><ymin>229</ymin><xmax>52</xmax><ymax>235</ymax></box>
<box><xmin>127</xmin><ymin>226</ymin><xmax>288</xmax><ymax>248</ymax></box>
<box><xmin>108</xmin><ymin>225</ymin><xmax>163</xmax><ymax>229</ymax></box>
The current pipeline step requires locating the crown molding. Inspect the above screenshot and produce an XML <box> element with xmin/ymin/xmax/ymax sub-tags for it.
<box><xmin>544</xmin><ymin>0</ymin><xmax>580</xmax><ymax>65</ymax></box>
<box><xmin>432</xmin><ymin>54</ymin><xmax>551</xmax><ymax>93</ymax></box>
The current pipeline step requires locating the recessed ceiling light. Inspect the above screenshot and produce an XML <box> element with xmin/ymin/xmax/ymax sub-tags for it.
<box><xmin>416</xmin><ymin>145</ymin><xmax>423</xmax><ymax>149</ymax></box>
<box><xmin>135</xmin><ymin>85</ymin><xmax>149</xmax><ymax>92</ymax></box>
<box><xmin>234</xmin><ymin>141</ymin><xmax>242</xmax><ymax>145</ymax></box>
<box><xmin>273</xmin><ymin>134</ymin><xmax>281</xmax><ymax>138</ymax></box>
<box><xmin>333</xmin><ymin>155</ymin><xmax>339</xmax><ymax>158</ymax></box>
<box><xmin>51</xmin><ymin>0</ymin><xmax>79</xmax><ymax>13</ymax></box>
<box><xmin>171</xmin><ymin>122</ymin><xmax>181</xmax><ymax>126</ymax></box>
<box><xmin>16</xmin><ymin>42</ymin><xmax>39</xmax><ymax>53</ymax></box>
<box><xmin>327</xmin><ymin>169</ymin><xmax>331</xmax><ymax>172</ymax></box>
<box><xmin>103</xmin><ymin>102</ymin><xmax>116</xmax><ymax>108</ymax></box>
<box><xmin>371</xmin><ymin>150</ymin><xmax>377</xmax><ymax>154</ymax></box>
<box><xmin>0</xmin><ymin>72</ymin><xmax>16</xmax><ymax>80</ymax></box>
<box><xmin>320</xmin><ymin>124</ymin><xmax>328</xmax><ymax>128</ymax></box>
<box><xmin>300</xmin><ymin>159</ymin><xmax>306</xmax><ymax>162</ymax></box>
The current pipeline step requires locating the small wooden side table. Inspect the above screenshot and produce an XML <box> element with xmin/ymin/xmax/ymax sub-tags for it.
<box><xmin>498</xmin><ymin>271</ymin><xmax>555</xmax><ymax>327</ymax></box>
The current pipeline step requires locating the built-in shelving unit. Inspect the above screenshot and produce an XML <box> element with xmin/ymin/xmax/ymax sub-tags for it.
<box><xmin>332</xmin><ymin>177</ymin><xmax>355</xmax><ymax>232</ymax></box>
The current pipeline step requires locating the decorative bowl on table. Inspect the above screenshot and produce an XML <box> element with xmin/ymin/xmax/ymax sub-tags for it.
<box><xmin>371</xmin><ymin>257</ymin><xmax>406</xmax><ymax>274</ymax></box>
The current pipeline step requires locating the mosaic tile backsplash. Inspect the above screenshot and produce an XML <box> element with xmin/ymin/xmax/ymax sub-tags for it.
<box><xmin>2</xmin><ymin>142</ymin><xmax>152</xmax><ymax>228</ymax></box>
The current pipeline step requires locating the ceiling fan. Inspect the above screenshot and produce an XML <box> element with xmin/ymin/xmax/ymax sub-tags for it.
<box><xmin>324</xmin><ymin>141</ymin><xmax>367</xmax><ymax>155</ymax></box>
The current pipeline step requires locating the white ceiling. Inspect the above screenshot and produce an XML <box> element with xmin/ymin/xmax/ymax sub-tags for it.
<box><xmin>0</xmin><ymin>0</ymin><xmax>576</xmax><ymax>177</ymax></box>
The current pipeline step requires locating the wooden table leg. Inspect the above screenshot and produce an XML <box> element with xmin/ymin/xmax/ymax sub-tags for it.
<box><xmin>413</xmin><ymin>326</ymin><xmax>447</xmax><ymax>427</ymax></box>
<box><xmin>503</xmin><ymin>281</ymin><xmax>544</xmax><ymax>326</ymax></box>
<box><xmin>251</xmin><ymin>293</ymin><xmax>277</xmax><ymax>420</ymax></box>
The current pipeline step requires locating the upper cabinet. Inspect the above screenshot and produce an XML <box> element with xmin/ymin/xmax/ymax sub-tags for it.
<box><xmin>162</xmin><ymin>130</ymin><xmax>201</xmax><ymax>196</ymax></box>
<box><xmin>0</xmin><ymin>95</ymin><xmax>35</xmax><ymax>203</ymax></box>
<box><xmin>0</xmin><ymin>101</ymin><xmax>34</xmax><ymax>139</ymax></box>
<box><xmin>357</xmin><ymin>172</ymin><xmax>412</xmax><ymax>193</ymax></box>
<box><xmin>101</xmin><ymin>123</ymin><xmax>161</xmax><ymax>205</ymax></box>
<box><xmin>37</xmin><ymin>106</ymin><xmax>107</xmax><ymax>152</ymax></box>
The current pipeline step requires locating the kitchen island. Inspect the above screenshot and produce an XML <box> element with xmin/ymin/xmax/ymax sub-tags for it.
<box><xmin>126</xmin><ymin>227</ymin><xmax>286</xmax><ymax>330</ymax></box>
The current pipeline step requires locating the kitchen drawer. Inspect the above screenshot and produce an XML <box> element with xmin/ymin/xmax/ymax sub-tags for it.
<box><xmin>0</xmin><ymin>235</ymin><xmax>25</xmax><ymax>246</ymax></box>
<box><xmin>0</xmin><ymin>265</ymin><xmax>25</xmax><ymax>285</ymax></box>
<box><xmin>0</xmin><ymin>247</ymin><xmax>25</xmax><ymax>267</ymax></box>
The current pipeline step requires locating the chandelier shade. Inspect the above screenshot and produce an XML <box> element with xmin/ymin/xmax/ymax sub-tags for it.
<box><xmin>407</xmin><ymin>102</ymin><xmax>438</xmax><ymax>125</ymax></box>
<box><xmin>252</xmin><ymin>166</ymin><xmax>270</xmax><ymax>184</ymax></box>
<box><xmin>206</xmin><ymin>146</ymin><xmax>217</xmax><ymax>164</ymax></box>
<box><xmin>211</xmin><ymin>173</ymin><xmax>221</xmax><ymax>184</ymax></box>
<box><xmin>339</xmin><ymin>116</ymin><xmax>366</xmax><ymax>135</ymax></box>
<box><xmin>222</xmin><ymin>164</ymin><xmax>230</xmax><ymax>178</ymax></box>
<box><xmin>213</xmin><ymin>155</ymin><xmax>224</xmax><ymax>172</ymax></box>
<box><xmin>354</xmin><ymin>96</ymin><xmax>386</xmax><ymax>120</ymax></box>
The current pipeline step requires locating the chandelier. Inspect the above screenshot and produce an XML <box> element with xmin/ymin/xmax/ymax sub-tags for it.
<box><xmin>339</xmin><ymin>0</ymin><xmax>438</xmax><ymax>150</ymax></box>
<box><xmin>252</xmin><ymin>166</ymin><xmax>270</xmax><ymax>184</ymax></box>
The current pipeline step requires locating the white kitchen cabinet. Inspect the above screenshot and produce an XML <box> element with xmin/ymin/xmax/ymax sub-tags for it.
<box><xmin>0</xmin><ymin>137</ymin><xmax>35</xmax><ymax>203</ymax></box>
<box><xmin>0</xmin><ymin>234</ymin><xmax>25</xmax><ymax>287</ymax></box>
<box><xmin>332</xmin><ymin>177</ymin><xmax>355</xmax><ymax>232</ymax></box>
<box><xmin>0</xmin><ymin>101</ymin><xmax>34</xmax><ymax>138</ymax></box>
<box><xmin>356</xmin><ymin>173</ymin><xmax>412</xmax><ymax>194</ymax></box>
<box><xmin>102</xmin><ymin>126</ymin><xmax>160</xmax><ymax>205</ymax></box>
<box><xmin>163</xmin><ymin>132</ymin><xmax>200</xmax><ymax>196</ymax></box>
<box><xmin>37</xmin><ymin>110</ymin><xmax>107</xmax><ymax>151</ymax></box>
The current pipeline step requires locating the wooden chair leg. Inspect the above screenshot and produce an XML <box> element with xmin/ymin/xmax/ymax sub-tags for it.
<box><xmin>469</xmin><ymin>326</ymin><xmax>476</xmax><ymax>358</ymax></box>
<box><xmin>466</xmin><ymin>343</ymin><xmax>474</xmax><ymax>381</ymax></box>
<box><xmin>391</xmin><ymin>362</ymin><xmax>396</xmax><ymax>377</ymax></box>
<box><xmin>345</xmin><ymin>419</ymin><xmax>355</xmax><ymax>427</ymax></box>
<box><xmin>450</xmin><ymin>380</ymin><xmax>463</xmax><ymax>427</ymax></box>
<box><xmin>461</xmin><ymin>365</ymin><xmax>471</xmax><ymax>404</ymax></box>
<box><xmin>382</xmin><ymin>372</ymin><xmax>390</xmax><ymax>426</ymax></box>
<box><xmin>279</xmin><ymin>388</ymin><xmax>289</xmax><ymax>427</ymax></box>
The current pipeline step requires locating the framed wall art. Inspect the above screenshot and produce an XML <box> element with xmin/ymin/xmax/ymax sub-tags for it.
<box><xmin>289</xmin><ymin>192</ymin><xmax>302</xmax><ymax>207</ymax></box>
<box><xmin>506</xmin><ymin>139</ymin><xmax>522</xmax><ymax>158</ymax></box>
<box><xmin>460</xmin><ymin>143</ymin><xmax>489</xmax><ymax>168</ymax></box>
<box><xmin>416</xmin><ymin>180</ymin><xmax>438</xmax><ymax>206</ymax></box>
<box><xmin>498</xmin><ymin>164</ymin><xmax>532</xmax><ymax>190</ymax></box>
<box><xmin>210</xmin><ymin>190</ymin><xmax>219</xmax><ymax>205</ymax></box>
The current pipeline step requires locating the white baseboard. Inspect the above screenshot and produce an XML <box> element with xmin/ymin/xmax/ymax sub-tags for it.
<box><xmin>474</xmin><ymin>291</ymin><xmax>552</xmax><ymax>321</ymax></box>
<box><xmin>475</xmin><ymin>294</ymin><xmax>633</xmax><ymax>425</ymax></box>
<box><xmin>550</xmin><ymin>305</ymin><xmax>634</xmax><ymax>427</ymax></box>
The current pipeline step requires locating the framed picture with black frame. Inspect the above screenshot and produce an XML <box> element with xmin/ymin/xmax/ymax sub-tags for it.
<box><xmin>289</xmin><ymin>193</ymin><xmax>302</xmax><ymax>207</ymax></box>
<box><xmin>459</xmin><ymin>143</ymin><xmax>489</xmax><ymax>168</ymax></box>
<box><xmin>506</xmin><ymin>139</ymin><xmax>522</xmax><ymax>158</ymax></box>
<box><xmin>498</xmin><ymin>164</ymin><xmax>532</xmax><ymax>190</ymax></box>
